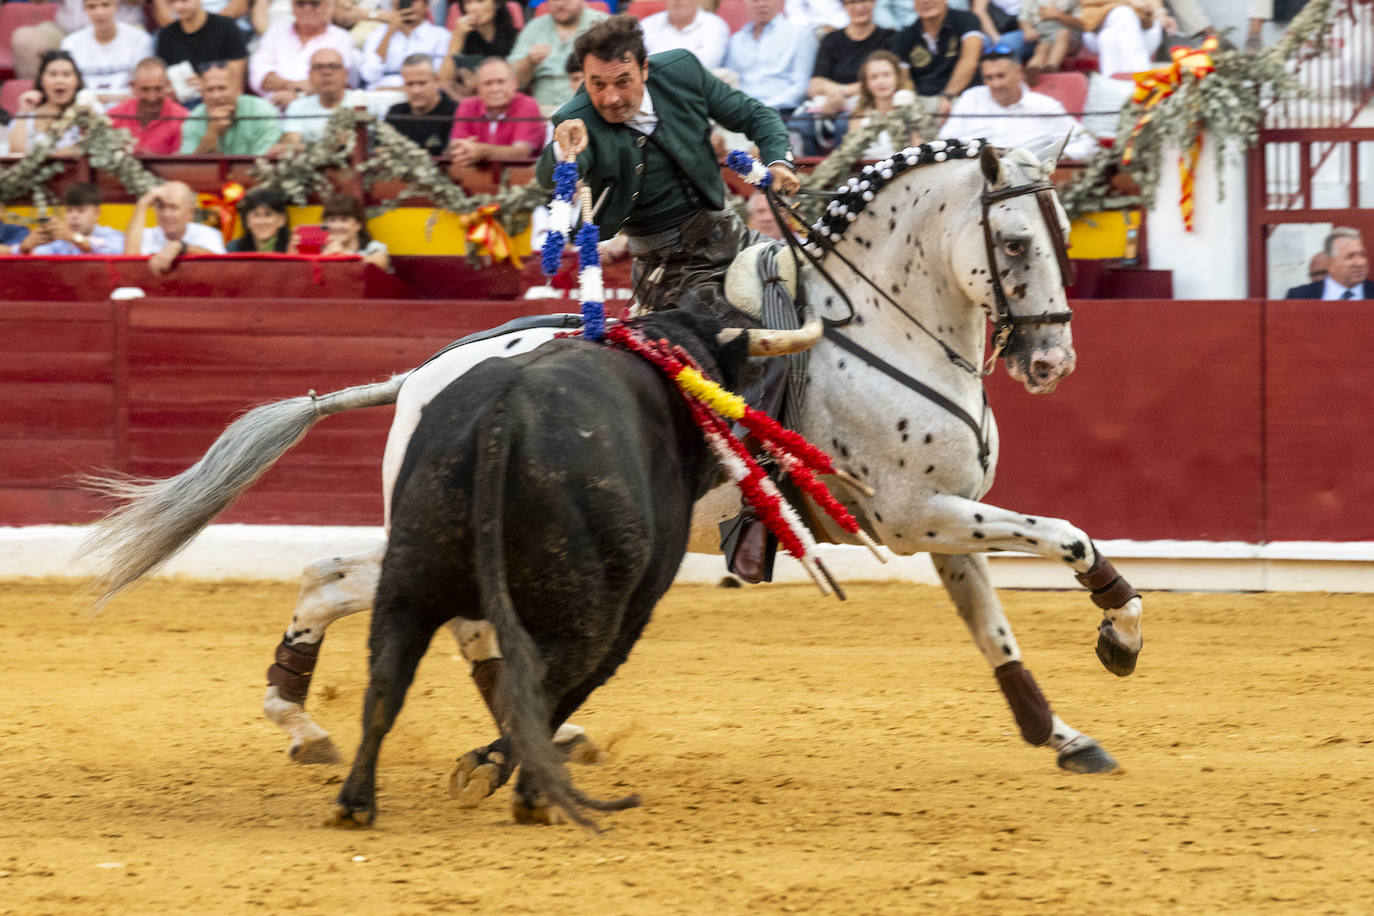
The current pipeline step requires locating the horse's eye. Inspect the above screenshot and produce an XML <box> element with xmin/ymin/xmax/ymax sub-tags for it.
<box><xmin>1003</xmin><ymin>240</ymin><xmax>1027</xmax><ymax>257</ymax></box>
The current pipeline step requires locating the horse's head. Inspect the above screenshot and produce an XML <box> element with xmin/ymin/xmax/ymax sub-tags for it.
<box><xmin>952</xmin><ymin>145</ymin><xmax>1077</xmax><ymax>394</ymax></box>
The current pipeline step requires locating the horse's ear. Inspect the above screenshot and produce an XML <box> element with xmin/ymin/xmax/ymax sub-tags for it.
<box><xmin>979</xmin><ymin>144</ymin><xmax>1004</xmax><ymax>186</ymax></box>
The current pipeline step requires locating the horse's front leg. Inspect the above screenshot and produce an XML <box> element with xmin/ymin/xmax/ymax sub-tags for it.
<box><xmin>917</xmin><ymin>495</ymin><xmax>1143</xmax><ymax>676</ymax></box>
<box><xmin>931</xmin><ymin>552</ymin><xmax>1118</xmax><ymax>773</ymax></box>
<box><xmin>264</xmin><ymin>544</ymin><xmax>384</xmax><ymax>764</ymax></box>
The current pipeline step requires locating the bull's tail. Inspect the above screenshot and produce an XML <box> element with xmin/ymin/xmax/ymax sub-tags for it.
<box><xmin>472</xmin><ymin>408</ymin><xmax>638</xmax><ymax>830</ymax></box>
<box><xmin>78</xmin><ymin>373</ymin><xmax>409</xmax><ymax>611</ymax></box>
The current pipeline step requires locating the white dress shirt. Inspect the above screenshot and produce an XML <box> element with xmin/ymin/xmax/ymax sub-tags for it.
<box><xmin>641</xmin><ymin>9</ymin><xmax>732</xmax><ymax>70</ymax></box>
<box><xmin>360</xmin><ymin>20</ymin><xmax>451</xmax><ymax>88</ymax></box>
<box><xmin>940</xmin><ymin>85</ymin><xmax>1100</xmax><ymax>161</ymax></box>
<box><xmin>249</xmin><ymin>22</ymin><xmax>359</xmax><ymax>96</ymax></box>
<box><xmin>1323</xmin><ymin>276</ymin><xmax>1366</xmax><ymax>300</ymax></box>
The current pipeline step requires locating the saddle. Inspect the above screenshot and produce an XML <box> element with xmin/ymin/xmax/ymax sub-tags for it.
<box><xmin>723</xmin><ymin>241</ymin><xmax>803</xmax><ymax>323</ymax></box>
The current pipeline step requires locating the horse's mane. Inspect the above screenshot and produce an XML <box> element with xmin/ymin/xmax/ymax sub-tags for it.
<box><xmin>806</xmin><ymin>138</ymin><xmax>987</xmax><ymax>251</ymax></box>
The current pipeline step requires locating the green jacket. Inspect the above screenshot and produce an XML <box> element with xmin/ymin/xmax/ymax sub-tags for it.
<box><xmin>535</xmin><ymin>49</ymin><xmax>793</xmax><ymax>240</ymax></box>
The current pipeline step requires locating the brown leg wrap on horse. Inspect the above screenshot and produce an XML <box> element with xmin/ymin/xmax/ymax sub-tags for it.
<box><xmin>1074</xmin><ymin>550</ymin><xmax>1141</xmax><ymax>610</ymax></box>
<box><xmin>994</xmin><ymin>660</ymin><xmax>1054</xmax><ymax>746</ymax></box>
<box><xmin>470</xmin><ymin>657</ymin><xmax>506</xmax><ymax>726</ymax></box>
<box><xmin>266</xmin><ymin>638</ymin><xmax>321</xmax><ymax>705</ymax></box>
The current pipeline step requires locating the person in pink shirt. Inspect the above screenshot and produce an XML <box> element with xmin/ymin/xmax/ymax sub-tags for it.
<box><xmin>249</xmin><ymin>0</ymin><xmax>357</xmax><ymax>108</ymax></box>
<box><xmin>446</xmin><ymin>56</ymin><xmax>544</xmax><ymax>181</ymax></box>
<box><xmin>107</xmin><ymin>58</ymin><xmax>190</xmax><ymax>155</ymax></box>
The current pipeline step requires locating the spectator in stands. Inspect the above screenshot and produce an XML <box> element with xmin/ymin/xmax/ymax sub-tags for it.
<box><xmin>874</xmin><ymin>0</ymin><xmax>973</xmax><ymax>31</ymax></box>
<box><xmin>564</xmin><ymin>49</ymin><xmax>582</xmax><ymax>93</ymax></box>
<box><xmin>108</xmin><ymin>58</ymin><xmax>190</xmax><ymax>154</ymax></box>
<box><xmin>23</xmin><ymin>182</ymin><xmax>123</xmax><ymax>255</ymax></box>
<box><xmin>0</xmin><ymin>220</ymin><xmax>30</xmax><ymax>254</ymax></box>
<box><xmin>10</xmin><ymin>0</ymin><xmax>146</xmax><ymax>82</ymax></box>
<box><xmin>313</xmin><ymin>192</ymin><xmax>390</xmax><ymax>269</ymax></box>
<box><xmin>1285</xmin><ymin>228</ymin><xmax>1371</xmax><ymax>300</ymax></box>
<box><xmin>446</xmin><ymin>56</ymin><xmax>543</xmax><ymax>178</ymax></box>
<box><xmin>940</xmin><ymin>47</ymin><xmax>1099</xmax><ymax>158</ymax></box>
<box><xmin>807</xmin><ymin>0</ymin><xmax>893</xmax><ymax>118</ymax></box>
<box><xmin>640</xmin><ymin>0</ymin><xmax>730</xmax><ymax>70</ymax></box>
<box><xmin>1079</xmin><ymin>0</ymin><xmax>1174</xmax><ymax>77</ymax></box>
<box><xmin>785</xmin><ymin>0</ymin><xmax>849</xmax><ymax>32</ymax></box>
<box><xmin>123</xmin><ymin>181</ymin><xmax>227</xmax><ymax>275</ymax></box>
<box><xmin>1304</xmin><ymin>251</ymin><xmax>1329</xmax><ymax>285</ymax></box>
<box><xmin>849</xmin><ymin>49</ymin><xmax>921</xmax><ymax>157</ymax></box>
<box><xmin>745</xmin><ymin>188</ymin><xmax>784</xmax><ymax>239</ymax></box>
<box><xmin>271</xmin><ymin>47</ymin><xmax>357</xmax><ymax>152</ymax></box>
<box><xmin>250</xmin><ymin>0</ymin><xmax>357</xmax><ymax>108</ymax></box>
<box><xmin>889</xmin><ymin>0</ymin><xmax>983</xmax><ymax>117</ymax></box>
<box><xmin>971</xmin><ymin>0</ymin><xmax>1030</xmax><ymax>59</ymax></box>
<box><xmin>155</xmin><ymin>0</ymin><xmax>250</xmax><ymax>90</ymax></box>
<box><xmin>360</xmin><ymin>0</ymin><xmax>450</xmax><ymax>88</ymax></box>
<box><xmin>228</xmin><ymin>186</ymin><xmax>292</xmax><ymax>251</ymax></box>
<box><xmin>7</xmin><ymin>50</ymin><xmax>85</xmax><ymax>156</ymax></box>
<box><xmin>508</xmin><ymin>0</ymin><xmax>608</xmax><ymax>111</ymax></box>
<box><xmin>59</xmin><ymin>0</ymin><xmax>153</xmax><ymax>105</ymax></box>
<box><xmin>439</xmin><ymin>0</ymin><xmax>519</xmax><ymax>96</ymax></box>
<box><xmin>1021</xmin><ymin>0</ymin><xmax>1081</xmax><ymax>80</ymax></box>
<box><xmin>385</xmin><ymin>53</ymin><xmax>458</xmax><ymax>152</ymax></box>
<box><xmin>723</xmin><ymin>0</ymin><xmax>818</xmax><ymax>116</ymax></box>
<box><xmin>180</xmin><ymin>60</ymin><xmax>284</xmax><ymax>153</ymax></box>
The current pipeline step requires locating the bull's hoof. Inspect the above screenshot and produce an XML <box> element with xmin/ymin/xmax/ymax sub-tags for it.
<box><xmin>557</xmin><ymin>732</ymin><xmax>606</xmax><ymax>766</ymax></box>
<box><xmin>512</xmin><ymin>797</ymin><xmax>567</xmax><ymax>826</ymax></box>
<box><xmin>290</xmin><ymin>735</ymin><xmax>342</xmax><ymax>765</ymax></box>
<box><xmin>327</xmin><ymin>804</ymin><xmax>375</xmax><ymax>829</ymax></box>
<box><xmin>1096</xmin><ymin>622</ymin><xmax>1141</xmax><ymax>677</ymax></box>
<box><xmin>1057</xmin><ymin>738</ymin><xmax>1119</xmax><ymax>774</ymax></box>
<box><xmin>448</xmin><ymin>746</ymin><xmax>512</xmax><ymax>808</ymax></box>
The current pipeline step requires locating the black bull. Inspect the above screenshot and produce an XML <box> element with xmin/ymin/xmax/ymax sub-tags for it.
<box><xmin>331</xmin><ymin>311</ymin><xmax>763</xmax><ymax>829</ymax></box>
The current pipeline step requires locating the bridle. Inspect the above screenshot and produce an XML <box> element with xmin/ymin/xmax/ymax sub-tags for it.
<box><xmin>978</xmin><ymin>178</ymin><xmax>1076</xmax><ymax>374</ymax></box>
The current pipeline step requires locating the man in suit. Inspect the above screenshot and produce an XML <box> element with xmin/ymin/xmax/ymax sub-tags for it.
<box><xmin>1285</xmin><ymin>227</ymin><xmax>1371</xmax><ymax>300</ymax></box>
<box><xmin>535</xmin><ymin>14</ymin><xmax>802</xmax><ymax>582</ymax></box>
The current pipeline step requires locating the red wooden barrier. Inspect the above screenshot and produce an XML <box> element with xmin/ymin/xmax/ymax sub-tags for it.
<box><xmin>2</xmin><ymin>297</ymin><xmax>1370</xmax><ymax>542</ymax></box>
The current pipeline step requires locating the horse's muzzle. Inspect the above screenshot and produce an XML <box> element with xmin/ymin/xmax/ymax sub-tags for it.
<box><xmin>1013</xmin><ymin>346</ymin><xmax>1077</xmax><ymax>394</ymax></box>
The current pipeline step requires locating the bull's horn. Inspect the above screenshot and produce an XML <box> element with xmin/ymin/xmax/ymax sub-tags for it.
<box><xmin>717</xmin><ymin>316</ymin><xmax>823</xmax><ymax>356</ymax></box>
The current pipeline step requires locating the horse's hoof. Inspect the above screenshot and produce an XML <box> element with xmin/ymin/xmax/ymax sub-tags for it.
<box><xmin>290</xmin><ymin>735</ymin><xmax>342</xmax><ymax>765</ymax></box>
<box><xmin>1096</xmin><ymin>622</ymin><xmax>1140</xmax><ymax>677</ymax></box>
<box><xmin>326</xmin><ymin>804</ymin><xmax>375</xmax><ymax>829</ymax></box>
<box><xmin>1057</xmin><ymin>739</ymin><xmax>1119</xmax><ymax>774</ymax></box>
<box><xmin>512</xmin><ymin>797</ymin><xmax>567</xmax><ymax>826</ymax></box>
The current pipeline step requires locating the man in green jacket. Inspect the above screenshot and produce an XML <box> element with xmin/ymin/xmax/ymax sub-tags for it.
<box><xmin>535</xmin><ymin>14</ymin><xmax>801</xmax><ymax>317</ymax></box>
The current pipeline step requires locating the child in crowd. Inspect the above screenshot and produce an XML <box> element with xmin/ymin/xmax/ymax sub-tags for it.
<box><xmin>25</xmin><ymin>182</ymin><xmax>124</xmax><ymax>255</ymax></box>
<box><xmin>297</xmin><ymin>193</ymin><xmax>391</xmax><ymax>271</ymax></box>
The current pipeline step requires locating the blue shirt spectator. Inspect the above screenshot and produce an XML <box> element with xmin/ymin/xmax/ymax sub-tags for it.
<box><xmin>1</xmin><ymin>222</ymin><xmax>31</xmax><ymax>254</ymax></box>
<box><xmin>723</xmin><ymin>0</ymin><xmax>818</xmax><ymax>113</ymax></box>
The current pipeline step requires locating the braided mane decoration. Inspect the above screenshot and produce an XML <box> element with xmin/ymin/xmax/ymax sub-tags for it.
<box><xmin>804</xmin><ymin>138</ymin><xmax>985</xmax><ymax>254</ymax></box>
<box><xmin>600</xmin><ymin>324</ymin><xmax>883</xmax><ymax>598</ymax></box>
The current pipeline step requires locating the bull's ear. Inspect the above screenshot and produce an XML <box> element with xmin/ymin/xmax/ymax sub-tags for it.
<box><xmin>979</xmin><ymin>144</ymin><xmax>1004</xmax><ymax>186</ymax></box>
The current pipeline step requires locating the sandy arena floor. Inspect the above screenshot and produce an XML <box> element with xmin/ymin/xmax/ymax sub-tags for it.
<box><xmin>0</xmin><ymin>578</ymin><xmax>1370</xmax><ymax>914</ymax></box>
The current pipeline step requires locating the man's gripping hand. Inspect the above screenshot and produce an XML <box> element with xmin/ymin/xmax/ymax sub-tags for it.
<box><xmin>553</xmin><ymin>118</ymin><xmax>588</xmax><ymax>158</ymax></box>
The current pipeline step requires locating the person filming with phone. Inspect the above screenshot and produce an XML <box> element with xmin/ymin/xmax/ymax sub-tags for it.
<box><xmin>359</xmin><ymin>0</ymin><xmax>450</xmax><ymax>89</ymax></box>
<box><xmin>123</xmin><ymin>181</ymin><xmax>226</xmax><ymax>276</ymax></box>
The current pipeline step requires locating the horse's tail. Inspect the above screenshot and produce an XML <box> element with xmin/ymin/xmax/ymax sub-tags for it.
<box><xmin>471</xmin><ymin>402</ymin><xmax>637</xmax><ymax>830</ymax></box>
<box><xmin>78</xmin><ymin>373</ymin><xmax>409</xmax><ymax>611</ymax></box>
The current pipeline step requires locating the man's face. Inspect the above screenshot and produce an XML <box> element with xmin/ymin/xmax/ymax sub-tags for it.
<box><xmin>200</xmin><ymin>66</ymin><xmax>237</xmax><ymax>110</ymax></box>
<box><xmin>476</xmin><ymin>61</ymin><xmax>516</xmax><ymax>112</ymax></box>
<box><xmin>155</xmin><ymin>185</ymin><xmax>194</xmax><ymax>237</ymax></box>
<box><xmin>746</xmin><ymin>193</ymin><xmax>781</xmax><ymax>239</ymax></box>
<box><xmin>292</xmin><ymin>0</ymin><xmax>330</xmax><ymax>30</ymax></box>
<box><xmin>663</xmin><ymin>0</ymin><xmax>697</xmax><ymax>18</ymax></box>
<box><xmin>583</xmin><ymin>54</ymin><xmax>647</xmax><ymax>125</ymax></box>
<box><xmin>745</xmin><ymin>0</ymin><xmax>783</xmax><ymax>26</ymax></box>
<box><xmin>132</xmin><ymin>67</ymin><xmax>168</xmax><ymax>109</ymax></box>
<box><xmin>546</xmin><ymin>0</ymin><xmax>583</xmax><ymax>26</ymax></box>
<box><xmin>981</xmin><ymin>58</ymin><xmax>1022</xmax><ymax>107</ymax></box>
<box><xmin>64</xmin><ymin>204</ymin><xmax>99</xmax><ymax>236</ymax></box>
<box><xmin>83</xmin><ymin>0</ymin><xmax>118</xmax><ymax>29</ymax></box>
<box><xmin>168</xmin><ymin>0</ymin><xmax>202</xmax><ymax>23</ymax></box>
<box><xmin>401</xmin><ymin>63</ymin><xmax>439</xmax><ymax>111</ymax></box>
<box><xmin>1308</xmin><ymin>252</ymin><xmax>1330</xmax><ymax>283</ymax></box>
<box><xmin>1328</xmin><ymin>235</ymin><xmax>1369</xmax><ymax>288</ymax></box>
<box><xmin>309</xmin><ymin>49</ymin><xmax>347</xmax><ymax>96</ymax></box>
<box><xmin>914</xmin><ymin>0</ymin><xmax>946</xmax><ymax>20</ymax></box>
<box><xmin>841</xmin><ymin>0</ymin><xmax>874</xmax><ymax>25</ymax></box>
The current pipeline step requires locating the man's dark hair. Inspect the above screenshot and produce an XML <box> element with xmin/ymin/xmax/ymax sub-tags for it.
<box><xmin>573</xmin><ymin>14</ymin><xmax>647</xmax><ymax>69</ymax></box>
<box><xmin>63</xmin><ymin>182</ymin><xmax>102</xmax><ymax>208</ymax></box>
<box><xmin>565</xmin><ymin>51</ymin><xmax>582</xmax><ymax>76</ymax></box>
<box><xmin>980</xmin><ymin>46</ymin><xmax>1017</xmax><ymax>66</ymax></box>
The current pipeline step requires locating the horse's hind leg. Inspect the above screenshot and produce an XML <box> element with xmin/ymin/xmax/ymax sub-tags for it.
<box><xmin>264</xmin><ymin>544</ymin><xmax>384</xmax><ymax>764</ymax></box>
<box><xmin>931</xmin><ymin>552</ymin><xmax>1118</xmax><ymax>774</ymax></box>
<box><xmin>920</xmin><ymin>495</ymin><xmax>1143</xmax><ymax>676</ymax></box>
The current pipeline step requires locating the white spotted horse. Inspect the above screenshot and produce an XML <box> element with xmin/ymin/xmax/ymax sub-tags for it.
<box><xmin>80</xmin><ymin>139</ymin><xmax>1143</xmax><ymax>796</ymax></box>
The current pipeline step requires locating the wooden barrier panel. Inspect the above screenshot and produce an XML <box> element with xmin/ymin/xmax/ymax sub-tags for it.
<box><xmin>0</xmin><ymin>296</ymin><xmax>1359</xmax><ymax>544</ymax></box>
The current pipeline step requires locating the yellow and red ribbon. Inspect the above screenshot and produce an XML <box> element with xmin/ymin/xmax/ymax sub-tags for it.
<box><xmin>464</xmin><ymin>203</ymin><xmax>522</xmax><ymax>268</ymax></box>
<box><xmin>1121</xmin><ymin>36</ymin><xmax>1218</xmax><ymax>231</ymax></box>
<box><xmin>197</xmin><ymin>182</ymin><xmax>245</xmax><ymax>244</ymax></box>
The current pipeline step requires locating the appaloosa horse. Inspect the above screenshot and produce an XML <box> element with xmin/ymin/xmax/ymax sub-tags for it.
<box><xmin>81</xmin><ymin>140</ymin><xmax>1143</xmax><ymax>788</ymax></box>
